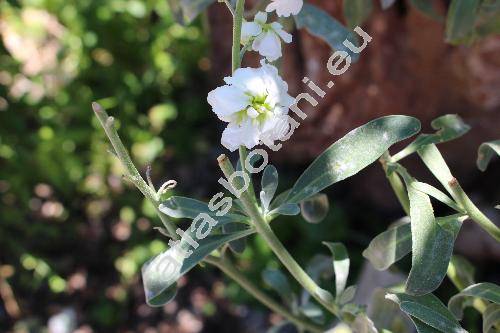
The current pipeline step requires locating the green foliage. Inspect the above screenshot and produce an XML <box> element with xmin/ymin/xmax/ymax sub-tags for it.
<box><xmin>287</xmin><ymin>115</ymin><xmax>421</xmax><ymax>203</ymax></box>
<box><xmin>477</xmin><ymin>140</ymin><xmax>500</xmax><ymax>171</ymax></box>
<box><xmin>448</xmin><ymin>283</ymin><xmax>500</xmax><ymax>320</ymax></box>
<box><xmin>293</xmin><ymin>3</ymin><xmax>361</xmax><ymax>61</ymax></box>
<box><xmin>386</xmin><ymin>293</ymin><xmax>467</xmax><ymax>333</ymax></box>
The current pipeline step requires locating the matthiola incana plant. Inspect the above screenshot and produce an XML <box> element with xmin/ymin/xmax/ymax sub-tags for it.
<box><xmin>92</xmin><ymin>1</ymin><xmax>500</xmax><ymax>332</ymax></box>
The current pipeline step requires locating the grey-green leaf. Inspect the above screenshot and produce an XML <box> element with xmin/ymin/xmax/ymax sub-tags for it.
<box><xmin>343</xmin><ymin>0</ymin><xmax>373</xmax><ymax>28</ymax></box>
<box><xmin>323</xmin><ymin>242</ymin><xmax>349</xmax><ymax>298</ymax></box>
<box><xmin>363</xmin><ymin>217</ymin><xmax>412</xmax><ymax>271</ymax></box>
<box><xmin>142</xmin><ymin>228</ymin><xmax>253</xmax><ymax>306</ymax></box>
<box><xmin>300</xmin><ymin>193</ymin><xmax>330</xmax><ymax>224</ymax></box>
<box><xmin>392</xmin><ymin>114</ymin><xmax>470</xmax><ymax>162</ymax></box>
<box><xmin>223</xmin><ymin>222</ymin><xmax>247</xmax><ymax>254</ymax></box>
<box><xmin>287</xmin><ymin>115</ymin><xmax>421</xmax><ymax>203</ymax></box>
<box><xmin>159</xmin><ymin>196</ymin><xmax>247</xmax><ymax>226</ymax></box>
<box><xmin>483</xmin><ymin>303</ymin><xmax>500</xmax><ymax>333</ymax></box>
<box><xmin>477</xmin><ymin>140</ymin><xmax>500</xmax><ymax>171</ymax></box>
<box><xmin>445</xmin><ymin>0</ymin><xmax>480</xmax><ymax>44</ymax></box>
<box><xmin>271</xmin><ymin>203</ymin><xmax>300</xmax><ymax>216</ymax></box>
<box><xmin>294</xmin><ymin>3</ymin><xmax>361</xmax><ymax>61</ymax></box>
<box><xmin>261</xmin><ymin>165</ymin><xmax>279</xmax><ymax>212</ymax></box>
<box><xmin>262</xmin><ymin>269</ymin><xmax>295</xmax><ymax>304</ymax></box>
<box><xmin>386</xmin><ymin>293</ymin><xmax>468</xmax><ymax>333</ymax></box>
<box><xmin>448</xmin><ymin>282</ymin><xmax>500</xmax><ymax>320</ymax></box>
<box><xmin>412</xmin><ymin>182</ymin><xmax>463</xmax><ymax>212</ymax></box>
<box><xmin>167</xmin><ymin>0</ymin><xmax>216</xmax><ymax>24</ymax></box>
<box><xmin>399</xmin><ymin>169</ymin><xmax>461</xmax><ymax>296</ymax></box>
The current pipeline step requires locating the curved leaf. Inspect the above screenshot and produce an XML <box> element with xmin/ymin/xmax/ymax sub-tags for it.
<box><xmin>222</xmin><ymin>222</ymin><xmax>247</xmax><ymax>254</ymax></box>
<box><xmin>260</xmin><ymin>165</ymin><xmax>279</xmax><ymax>212</ymax></box>
<box><xmin>448</xmin><ymin>282</ymin><xmax>500</xmax><ymax>320</ymax></box>
<box><xmin>294</xmin><ymin>3</ymin><xmax>361</xmax><ymax>61</ymax></box>
<box><xmin>477</xmin><ymin>140</ymin><xmax>500</xmax><ymax>171</ymax></box>
<box><xmin>300</xmin><ymin>193</ymin><xmax>330</xmax><ymax>224</ymax></box>
<box><xmin>446</xmin><ymin>255</ymin><xmax>475</xmax><ymax>291</ymax></box>
<box><xmin>363</xmin><ymin>217</ymin><xmax>412</xmax><ymax>271</ymax></box>
<box><xmin>392</xmin><ymin>114</ymin><xmax>470</xmax><ymax>162</ymax></box>
<box><xmin>323</xmin><ymin>242</ymin><xmax>349</xmax><ymax>298</ymax></box>
<box><xmin>142</xmin><ymin>228</ymin><xmax>254</xmax><ymax>306</ymax></box>
<box><xmin>483</xmin><ymin>303</ymin><xmax>500</xmax><ymax>333</ymax></box>
<box><xmin>270</xmin><ymin>203</ymin><xmax>300</xmax><ymax>216</ymax></box>
<box><xmin>287</xmin><ymin>115</ymin><xmax>421</xmax><ymax>203</ymax></box>
<box><xmin>386</xmin><ymin>293</ymin><xmax>467</xmax><ymax>333</ymax></box>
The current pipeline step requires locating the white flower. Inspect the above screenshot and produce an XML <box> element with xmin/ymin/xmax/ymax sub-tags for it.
<box><xmin>241</xmin><ymin>12</ymin><xmax>292</xmax><ymax>62</ymax></box>
<box><xmin>207</xmin><ymin>61</ymin><xmax>295</xmax><ymax>151</ymax></box>
<box><xmin>265</xmin><ymin>0</ymin><xmax>303</xmax><ymax>17</ymax></box>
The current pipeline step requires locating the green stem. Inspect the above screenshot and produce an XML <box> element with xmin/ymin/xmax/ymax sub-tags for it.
<box><xmin>204</xmin><ymin>256</ymin><xmax>324</xmax><ymax>333</ymax></box>
<box><xmin>448</xmin><ymin>179</ymin><xmax>500</xmax><ymax>242</ymax></box>
<box><xmin>232</xmin><ymin>0</ymin><xmax>245</xmax><ymax>72</ymax></box>
<box><xmin>218</xmin><ymin>155</ymin><xmax>338</xmax><ymax>316</ymax></box>
<box><xmin>380</xmin><ymin>152</ymin><xmax>410</xmax><ymax>216</ymax></box>
<box><xmin>92</xmin><ymin>102</ymin><xmax>178</xmax><ymax>239</ymax></box>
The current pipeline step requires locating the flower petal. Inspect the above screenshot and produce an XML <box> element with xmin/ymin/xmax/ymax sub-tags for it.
<box><xmin>224</xmin><ymin>67</ymin><xmax>267</xmax><ymax>97</ymax></box>
<box><xmin>265</xmin><ymin>0</ymin><xmax>303</xmax><ymax>17</ymax></box>
<box><xmin>271</xmin><ymin>22</ymin><xmax>293</xmax><ymax>43</ymax></box>
<box><xmin>254</xmin><ymin>11</ymin><xmax>268</xmax><ymax>24</ymax></box>
<box><xmin>252</xmin><ymin>31</ymin><xmax>282</xmax><ymax>62</ymax></box>
<box><xmin>207</xmin><ymin>85</ymin><xmax>250</xmax><ymax>122</ymax></box>
<box><xmin>221</xmin><ymin>120</ymin><xmax>260</xmax><ymax>151</ymax></box>
<box><xmin>241</xmin><ymin>21</ymin><xmax>262</xmax><ymax>44</ymax></box>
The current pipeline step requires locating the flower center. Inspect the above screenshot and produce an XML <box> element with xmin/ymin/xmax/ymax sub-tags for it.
<box><xmin>235</xmin><ymin>93</ymin><xmax>273</xmax><ymax>125</ymax></box>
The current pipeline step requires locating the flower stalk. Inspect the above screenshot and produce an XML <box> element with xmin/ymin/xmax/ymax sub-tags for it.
<box><xmin>217</xmin><ymin>154</ymin><xmax>339</xmax><ymax>316</ymax></box>
<box><xmin>204</xmin><ymin>255</ymin><xmax>324</xmax><ymax>333</ymax></box>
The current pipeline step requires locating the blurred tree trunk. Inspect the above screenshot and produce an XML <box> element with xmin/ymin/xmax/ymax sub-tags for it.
<box><xmin>206</xmin><ymin>0</ymin><xmax>500</xmax><ymax>209</ymax></box>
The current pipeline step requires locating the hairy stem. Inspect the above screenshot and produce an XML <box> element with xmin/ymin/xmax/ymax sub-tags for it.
<box><xmin>92</xmin><ymin>102</ymin><xmax>178</xmax><ymax>239</ymax></box>
<box><xmin>218</xmin><ymin>155</ymin><xmax>338</xmax><ymax>315</ymax></box>
<box><xmin>204</xmin><ymin>256</ymin><xmax>324</xmax><ymax>333</ymax></box>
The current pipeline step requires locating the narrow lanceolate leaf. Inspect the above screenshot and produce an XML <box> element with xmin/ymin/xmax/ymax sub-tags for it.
<box><xmin>445</xmin><ymin>0</ymin><xmax>480</xmax><ymax>44</ymax></box>
<box><xmin>417</xmin><ymin>144</ymin><xmax>455</xmax><ymax>196</ymax></box>
<box><xmin>287</xmin><ymin>116</ymin><xmax>421</xmax><ymax>203</ymax></box>
<box><xmin>398</xmin><ymin>169</ymin><xmax>459</xmax><ymax>296</ymax></box>
<box><xmin>448</xmin><ymin>282</ymin><xmax>500</xmax><ymax>320</ymax></box>
<box><xmin>477</xmin><ymin>140</ymin><xmax>500</xmax><ymax>171</ymax></box>
<box><xmin>343</xmin><ymin>0</ymin><xmax>373</xmax><ymax>28</ymax></box>
<box><xmin>270</xmin><ymin>203</ymin><xmax>300</xmax><ymax>216</ymax></box>
<box><xmin>483</xmin><ymin>304</ymin><xmax>500</xmax><ymax>333</ymax></box>
<box><xmin>159</xmin><ymin>196</ymin><xmax>247</xmax><ymax>225</ymax></box>
<box><xmin>142</xmin><ymin>228</ymin><xmax>254</xmax><ymax>306</ymax></box>
<box><xmin>392</xmin><ymin>114</ymin><xmax>470</xmax><ymax>162</ymax></box>
<box><xmin>323</xmin><ymin>242</ymin><xmax>349</xmax><ymax>298</ymax></box>
<box><xmin>300</xmin><ymin>193</ymin><xmax>330</xmax><ymax>224</ymax></box>
<box><xmin>167</xmin><ymin>0</ymin><xmax>216</xmax><ymax>24</ymax></box>
<box><xmin>260</xmin><ymin>165</ymin><xmax>279</xmax><ymax>212</ymax></box>
<box><xmin>362</xmin><ymin>217</ymin><xmax>412</xmax><ymax>271</ymax></box>
<box><xmin>412</xmin><ymin>182</ymin><xmax>463</xmax><ymax>212</ymax></box>
<box><xmin>294</xmin><ymin>3</ymin><xmax>361</xmax><ymax>61</ymax></box>
<box><xmin>386</xmin><ymin>293</ymin><xmax>468</xmax><ymax>333</ymax></box>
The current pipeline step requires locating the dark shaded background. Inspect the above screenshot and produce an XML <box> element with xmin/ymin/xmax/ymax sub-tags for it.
<box><xmin>0</xmin><ymin>0</ymin><xmax>499</xmax><ymax>332</ymax></box>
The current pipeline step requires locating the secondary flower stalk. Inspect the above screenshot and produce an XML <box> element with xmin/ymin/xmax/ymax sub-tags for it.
<box><xmin>241</xmin><ymin>11</ymin><xmax>292</xmax><ymax>61</ymax></box>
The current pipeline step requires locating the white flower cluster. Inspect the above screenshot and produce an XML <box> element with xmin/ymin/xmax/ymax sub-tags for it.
<box><xmin>208</xmin><ymin>0</ymin><xmax>303</xmax><ymax>151</ymax></box>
